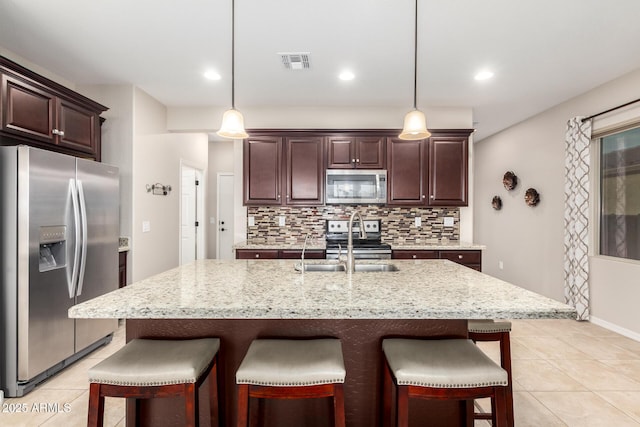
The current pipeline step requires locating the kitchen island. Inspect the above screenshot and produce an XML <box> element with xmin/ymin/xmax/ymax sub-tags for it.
<box><xmin>69</xmin><ymin>259</ymin><xmax>575</xmax><ymax>427</ymax></box>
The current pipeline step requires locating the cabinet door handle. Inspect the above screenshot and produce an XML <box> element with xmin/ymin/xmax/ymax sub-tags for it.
<box><xmin>352</xmin><ymin>158</ymin><xmax>356</xmax><ymax>163</ymax></box>
<box><xmin>421</xmin><ymin>195</ymin><xmax>426</xmax><ymax>199</ymax></box>
<box><xmin>255</xmin><ymin>254</ymin><xmax>260</xmax><ymax>258</ymax></box>
<box><xmin>412</xmin><ymin>254</ymin><xmax>417</xmax><ymax>259</ymax></box>
<box><xmin>52</xmin><ymin>129</ymin><xmax>60</xmax><ymax>135</ymax></box>
<box><xmin>430</xmin><ymin>195</ymin><xmax>435</xmax><ymax>199</ymax></box>
<box><xmin>356</xmin><ymin>158</ymin><xmax>360</xmax><ymax>163</ymax></box>
<box><xmin>59</xmin><ymin>130</ymin><xmax>65</xmax><ymax>137</ymax></box>
<box><xmin>277</xmin><ymin>194</ymin><xmax>281</xmax><ymax>199</ymax></box>
<box><xmin>458</xmin><ymin>255</ymin><xmax>463</xmax><ymax>259</ymax></box>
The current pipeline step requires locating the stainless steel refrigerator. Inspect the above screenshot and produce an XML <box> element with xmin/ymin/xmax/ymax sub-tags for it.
<box><xmin>0</xmin><ymin>145</ymin><xmax>119</xmax><ymax>397</ymax></box>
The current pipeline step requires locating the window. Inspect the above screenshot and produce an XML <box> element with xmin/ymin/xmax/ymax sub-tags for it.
<box><xmin>600</xmin><ymin>126</ymin><xmax>640</xmax><ymax>261</ymax></box>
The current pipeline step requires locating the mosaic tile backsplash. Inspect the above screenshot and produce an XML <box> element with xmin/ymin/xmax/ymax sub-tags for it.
<box><xmin>246</xmin><ymin>205</ymin><xmax>459</xmax><ymax>245</ymax></box>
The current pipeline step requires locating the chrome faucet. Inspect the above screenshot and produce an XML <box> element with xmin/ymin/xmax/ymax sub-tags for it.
<box><xmin>298</xmin><ymin>233</ymin><xmax>312</xmax><ymax>271</ymax></box>
<box><xmin>347</xmin><ymin>210</ymin><xmax>367</xmax><ymax>273</ymax></box>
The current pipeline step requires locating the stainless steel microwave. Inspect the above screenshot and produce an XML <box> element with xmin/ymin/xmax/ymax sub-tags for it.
<box><xmin>325</xmin><ymin>169</ymin><xmax>387</xmax><ymax>204</ymax></box>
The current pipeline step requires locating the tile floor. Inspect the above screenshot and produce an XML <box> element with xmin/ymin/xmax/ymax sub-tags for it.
<box><xmin>1</xmin><ymin>319</ymin><xmax>639</xmax><ymax>426</ymax></box>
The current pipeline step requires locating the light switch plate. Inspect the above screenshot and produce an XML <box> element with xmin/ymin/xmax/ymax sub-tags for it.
<box><xmin>278</xmin><ymin>216</ymin><xmax>286</xmax><ymax>226</ymax></box>
<box><xmin>142</xmin><ymin>220</ymin><xmax>151</xmax><ymax>233</ymax></box>
<box><xmin>414</xmin><ymin>217</ymin><xmax>422</xmax><ymax>227</ymax></box>
<box><xmin>248</xmin><ymin>216</ymin><xmax>255</xmax><ymax>226</ymax></box>
<box><xmin>443</xmin><ymin>217</ymin><xmax>454</xmax><ymax>227</ymax></box>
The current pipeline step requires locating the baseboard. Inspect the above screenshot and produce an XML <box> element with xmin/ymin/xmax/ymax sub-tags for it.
<box><xmin>590</xmin><ymin>315</ymin><xmax>640</xmax><ymax>342</ymax></box>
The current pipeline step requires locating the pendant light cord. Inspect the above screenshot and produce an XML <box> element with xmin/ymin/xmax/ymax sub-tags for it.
<box><xmin>231</xmin><ymin>0</ymin><xmax>236</xmax><ymax>110</ymax></box>
<box><xmin>412</xmin><ymin>0</ymin><xmax>418</xmax><ymax>110</ymax></box>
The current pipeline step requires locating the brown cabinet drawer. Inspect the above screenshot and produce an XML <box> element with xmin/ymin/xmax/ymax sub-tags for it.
<box><xmin>391</xmin><ymin>250</ymin><xmax>439</xmax><ymax>259</ymax></box>
<box><xmin>439</xmin><ymin>250</ymin><xmax>481</xmax><ymax>265</ymax></box>
<box><xmin>279</xmin><ymin>249</ymin><xmax>325</xmax><ymax>259</ymax></box>
<box><xmin>235</xmin><ymin>249</ymin><xmax>279</xmax><ymax>259</ymax></box>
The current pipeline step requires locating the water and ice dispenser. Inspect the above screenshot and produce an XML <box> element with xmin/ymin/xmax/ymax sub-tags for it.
<box><xmin>38</xmin><ymin>226</ymin><xmax>67</xmax><ymax>272</ymax></box>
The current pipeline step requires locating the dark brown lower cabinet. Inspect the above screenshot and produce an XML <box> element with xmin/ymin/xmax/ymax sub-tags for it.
<box><xmin>392</xmin><ymin>249</ymin><xmax>482</xmax><ymax>271</ymax></box>
<box><xmin>118</xmin><ymin>251</ymin><xmax>128</xmax><ymax>288</ymax></box>
<box><xmin>235</xmin><ymin>249</ymin><xmax>326</xmax><ymax>259</ymax></box>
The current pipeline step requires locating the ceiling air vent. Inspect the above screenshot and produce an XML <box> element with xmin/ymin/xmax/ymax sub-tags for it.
<box><xmin>279</xmin><ymin>52</ymin><xmax>311</xmax><ymax>70</ymax></box>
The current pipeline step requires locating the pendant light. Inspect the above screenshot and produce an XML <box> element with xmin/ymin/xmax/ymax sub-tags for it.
<box><xmin>217</xmin><ymin>0</ymin><xmax>248</xmax><ymax>139</ymax></box>
<box><xmin>398</xmin><ymin>0</ymin><xmax>431</xmax><ymax>140</ymax></box>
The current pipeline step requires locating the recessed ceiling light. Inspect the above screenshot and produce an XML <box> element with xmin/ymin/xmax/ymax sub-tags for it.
<box><xmin>338</xmin><ymin>70</ymin><xmax>355</xmax><ymax>81</ymax></box>
<box><xmin>204</xmin><ymin>70</ymin><xmax>221</xmax><ymax>81</ymax></box>
<box><xmin>474</xmin><ymin>70</ymin><xmax>494</xmax><ymax>81</ymax></box>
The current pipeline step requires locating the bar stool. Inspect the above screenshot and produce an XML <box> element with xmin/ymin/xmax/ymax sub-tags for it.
<box><xmin>382</xmin><ymin>338</ymin><xmax>508</xmax><ymax>427</ymax></box>
<box><xmin>87</xmin><ymin>338</ymin><xmax>220</xmax><ymax>427</ymax></box>
<box><xmin>236</xmin><ymin>338</ymin><xmax>346</xmax><ymax>427</ymax></box>
<box><xmin>468</xmin><ymin>320</ymin><xmax>514</xmax><ymax>426</ymax></box>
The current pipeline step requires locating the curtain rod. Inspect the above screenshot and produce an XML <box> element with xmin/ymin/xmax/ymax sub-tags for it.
<box><xmin>582</xmin><ymin>97</ymin><xmax>640</xmax><ymax>122</ymax></box>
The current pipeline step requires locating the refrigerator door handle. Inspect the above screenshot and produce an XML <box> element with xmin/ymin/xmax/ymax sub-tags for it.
<box><xmin>76</xmin><ymin>180</ymin><xmax>88</xmax><ymax>296</ymax></box>
<box><xmin>69</xmin><ymin>179</ymin><xmax>81</xmax><ymax>299</ymax></box>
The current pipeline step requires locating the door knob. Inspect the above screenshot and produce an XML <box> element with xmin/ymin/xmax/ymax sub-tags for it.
<box><xmin>220</xmin><ymin>228</ymin><xmax>226</xmax><ymax>231</ymax></box>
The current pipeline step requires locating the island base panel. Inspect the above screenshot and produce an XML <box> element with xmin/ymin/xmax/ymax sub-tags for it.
<box><xmin>126</xmin><ymin>318</ymin><xmax>468</xmax><ymax>427</ymax></box>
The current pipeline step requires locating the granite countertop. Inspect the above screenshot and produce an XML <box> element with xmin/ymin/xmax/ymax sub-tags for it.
<box><xmin>69</xmin><ymin>259</ymin><xmax>575</xmax><ymax>320</ymax></box>
<box><xmin>118</xmin><ymin>237</ymin><xmax>130</xmax><ymax>252</ymax></box>
<box><xmin>233</xmin><ymin>240</ymin><xmax>485</xmax><ymax>251</ymax></box>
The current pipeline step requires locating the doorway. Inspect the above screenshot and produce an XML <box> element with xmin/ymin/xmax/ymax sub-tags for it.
<box><xmin>216</xmin><ymin>173</ymin><xmax>234</xmax><ymax>259</ymax></box>
<box><xmin>180</xmin><ymin>164</ymin><xmax>205</xmax><ymax>265</ymax></box>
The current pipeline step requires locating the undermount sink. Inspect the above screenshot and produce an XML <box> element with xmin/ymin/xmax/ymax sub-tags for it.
<box><xmin>298</xmin><ymin>263</ymin><xmax>347</xmax><ymax>272</ymax></box>
<box><xmin>353</xmin><ymin>264</ymin><xmax>399</xmax><ymax>272</ymax></box>
<box><xmin>295</xmin><ymin>263</ymin><xmax>399</xmax><ymax>273</ymax></box>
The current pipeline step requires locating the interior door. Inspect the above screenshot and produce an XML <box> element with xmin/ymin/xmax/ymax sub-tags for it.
<box><xmin>217</xmin><ymin>173</ymin><xmax>235</xmax><ymax>260</ymax></box>
<box><xmin>181</xmin><ymin>165</ymin><xmax>205</xmax><ymax>264</ymax></box>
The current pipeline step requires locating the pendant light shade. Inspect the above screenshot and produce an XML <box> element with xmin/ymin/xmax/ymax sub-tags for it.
<box><xmin>399</xmin><ymin>0</ymin><xmax>431</xmax><ymax>140</ymax></box>
<box><xmin>217</xmin><ymin>108</ymin><xmax>248</xmax><ymax>139</ymax></box>
<box><xmin>217</xmin><ymin>0</ymin><xmax>248</xmax><ymax>139</ymax></box>
<box><xmin>399</xmin><ymin>109</ymin><xmax>429</xmax><ymax>140</ymax></box>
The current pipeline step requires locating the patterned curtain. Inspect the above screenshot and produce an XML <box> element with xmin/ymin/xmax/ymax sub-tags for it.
<box><xmin>564</xmin><ymin>117</ymin><xmax>592</xmax><ymax>321</ymax></box>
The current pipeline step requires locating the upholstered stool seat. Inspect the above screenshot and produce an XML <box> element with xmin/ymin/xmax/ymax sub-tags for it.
<box><xmin>236</xmin><ymin>338</ymin><xmax>346</xmax><ymax>427</ymax></box>
<box><xmin>88</xmin><ymin>338</ymin><xmax>220</xmax><ymax>427</ymax></box>
<box><xmin>469</xmin><ymin>319</ymin><xmax>514</xmax><ymax>426</ymax></box>
<box><xmin>382</xmin><ymin>338</ymin><xmax>509</xmax><ymax>427</ymax></box>
<box><xmin>468</xmin><ymin>319</ymin><xmax>512</xmax><ymax>334</ymax></box>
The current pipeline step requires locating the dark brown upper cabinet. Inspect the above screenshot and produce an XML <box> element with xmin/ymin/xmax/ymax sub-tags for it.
<box><xmin>326</xmin><ymin>135</ymin><xmax>385</xmax><ymax>169</ymax></box>
<box><xmin>243</xmin><ymin>133</ymin><xmax>324</xmax><ymax>206</ymax></box>
<box><xmin>0</xmin><ymin>56</ymin><xmax>106</xmax><ymax>160</ymax></box>
<box><xmin>387</xmin><ymin>129</ymin><xmax>472</xmax><ymax>207</ymax></box>
<box><xmin>427</xmin><ymin>131</ymin><xmax>472</xmax><ymax>207</ymax></box>
<box><xmin>243</xmin><ymin>136</ymin><xmax>283</xmax><ymax>205</ymax></box>
<box><xmin>386</xmin><ymin>137</ymin><xmax>428</xmax><ymax>206</ymax></box>
<box><xmin>284</xmin><ymin>136</ymin><xmax>324</xmax><ymax>205</ymax></box>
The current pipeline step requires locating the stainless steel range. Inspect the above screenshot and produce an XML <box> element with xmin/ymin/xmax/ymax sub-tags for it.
<box><xmin>325</xmin><ymin>219</ymin><xmax>391</xmax><ymax>260</ymax></box>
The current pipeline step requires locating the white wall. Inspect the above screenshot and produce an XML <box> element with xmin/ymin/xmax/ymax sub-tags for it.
<box><xmin>474</xmin><ymin>68</ymin><xmax>640</xmax><ymax>337</ymax></box>
<box><xmin>207</xmin><ymin>138</ymin><xmax>235</xmax><ymax>258</ymax></box>
<box><xmin>131</xmin><ymin>89</ymin><xmax>208</xmax><ymax>281</ymax></box>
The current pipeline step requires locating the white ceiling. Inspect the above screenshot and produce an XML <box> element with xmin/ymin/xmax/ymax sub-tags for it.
<box><xmin>2</xmin><ymin>0</ymin><xmax>640</xmax><ymax>141</ymax></box>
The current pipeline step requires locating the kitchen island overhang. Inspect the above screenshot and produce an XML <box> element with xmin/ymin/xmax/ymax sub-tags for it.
<box><xmin>69</xmin><ymin>259</ymin><xmax>576</xmax><ymax>427</ymax></box>
<box><xmin>69</xmin><ymin>259</ymin><xmax>576</xmax><ymax>321</ymax></box>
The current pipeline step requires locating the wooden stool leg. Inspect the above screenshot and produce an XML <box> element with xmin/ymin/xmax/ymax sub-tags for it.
<box><xmin>500</xmin><ymin>332</ymin><xmax>514</xmax><ymax>427</ymax></box>
<box><xmin>237</xmin><ymin>384</ymin><xmax>249</xmax><ymax>427</ymax></box>
<box><xmin>382</xmin><ymin>360</ymin><xmax>393</xmax><ymax>427</ymax></box>
<box><xmin>87</xmin><ymin>383</ymin><xmax>105</xmax><ymax>427</ymax></box>
<box><xmin>396</xmin><ymin>386</ymin><xmax>409</xmax><ymax>427</ymax></box>
<box><xmin>209</xmin><ymin>358</ymin><xmax>219</xmax><ymax>427</ymax></box>
<box><xmin>493</xmin><ymin>387</ymin><xmax>508</xmax><ymax>427</ymax></box>
<box><xmin>462</xmin><ymin>399</ymin><xmax>474</xmax><ymax>427</ymax></box>
<box><xmin>184</xmin><ymin>382</ymin><xmax>198</xmax><ymax>427</ymax></box>
<box><xmin>333</xmin><ymin>383</ymin><xmax>346</xmax><ymax>427</ymax></box>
